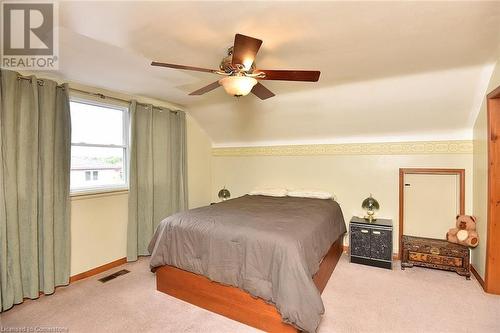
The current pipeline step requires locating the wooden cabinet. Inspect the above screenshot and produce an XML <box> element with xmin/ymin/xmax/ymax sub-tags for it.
<box><xmin>349</xmin><ymin>217</ymin><xmax>393</xmax><ymax>269</ymax></box>
<box><xmin>401</xmin><ymin>235</ymin><xmax>470</xmax><ymax>279</ymax></box>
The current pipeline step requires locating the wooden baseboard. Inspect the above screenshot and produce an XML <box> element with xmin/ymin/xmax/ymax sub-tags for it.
<box><xmin>343</xmin><ymin>245</ymin><xmax>399</xmax><ymax>260</ymax></box>
<box><xmin>70</xmin><ymin>257</ymin><xmax>127</xmax><ymax>283</ymax></box>
<box><xmin>471</xmin><ymin>264</ymin><xmax>486</xmax><ymax>290</ymax></box>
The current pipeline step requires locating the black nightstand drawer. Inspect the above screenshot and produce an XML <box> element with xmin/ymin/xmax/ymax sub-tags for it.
<box><xmin>350</xmin><ymin>226</ymin><xmax>371</xmax><ymax>257</ymax></box>
<box><xmin>370</xmin><ymin>229</ymin><xmax>392</xmax><ymax>261</ymax></box>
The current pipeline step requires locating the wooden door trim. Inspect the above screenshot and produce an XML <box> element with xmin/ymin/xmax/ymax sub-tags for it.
<box><xmin>487</xmin><ymin>84</ymin><xmax>500</xmax><ymax>99</ymax></box>
<box><xmin>398</xmin><ymin>168</ymin><xmax>465</xmax><ymax>258</ymax></box>
<box><xmin>486</xmin><ymin>86</ymin><xmax>500</xmax><ymax>294</ymax></box>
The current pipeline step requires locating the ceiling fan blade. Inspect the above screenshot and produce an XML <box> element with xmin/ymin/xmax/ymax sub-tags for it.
<box><xmin>231</xmin><ymin>34</ymin><xmax>263</xmax><ymax>69</ymax></box>
<box><xmin>189</xmin><ymin>81</ymin><xmax>221</xmax><ymax>95</ymax></box>
<box><xmin>257</xmin><ymin>69</ymin><xmax>321</xmax><ymax>82</ymax></box>
<box><xmin>151</xmin><ymin>61</ymin><xmax>219</xmax><ymax>74</ymax></box>
<box><xmin>251</xmin><ymin>82</ymin><xmax>275</xmax><ymax>100</ymax></box>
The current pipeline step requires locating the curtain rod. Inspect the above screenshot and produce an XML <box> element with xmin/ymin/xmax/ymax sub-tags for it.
<box><xmin>15</xmin><ymin>75</ymin><xmax>182</xmax><ymax>113</ymax></box>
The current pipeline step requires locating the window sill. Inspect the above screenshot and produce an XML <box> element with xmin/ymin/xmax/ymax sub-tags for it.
<box><xmin>70</xmin><ymin>188</ymin><xmax>129</xmax><ymax>200</ymax></box>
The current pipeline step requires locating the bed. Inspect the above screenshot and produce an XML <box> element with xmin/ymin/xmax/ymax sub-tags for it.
<box><xmin>148</xmin><ymin>194</ymin><xmax>347</xmax><ymax>332</ymax></box>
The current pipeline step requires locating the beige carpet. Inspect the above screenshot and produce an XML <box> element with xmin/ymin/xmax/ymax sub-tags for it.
<box><xmin>1</xmin><ymin>255</ymin><xmax>499</xmax><ymax>333</ymax></box>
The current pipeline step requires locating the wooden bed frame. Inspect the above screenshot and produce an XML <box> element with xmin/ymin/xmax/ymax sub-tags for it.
<box><xmin>155</xmin><ymin>234</ymin><xmax>345</xmax><ymax>333</ymax></box>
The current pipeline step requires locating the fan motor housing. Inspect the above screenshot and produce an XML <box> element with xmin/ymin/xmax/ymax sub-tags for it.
<box><xmin>219</xmin><ymin>46</ymin><xmax>256</xmax><ymax>74</ymax></box>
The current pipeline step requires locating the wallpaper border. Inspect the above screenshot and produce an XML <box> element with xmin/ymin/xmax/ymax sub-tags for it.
<box><xmin>212</xmin><ymin>140</ymin><xmax>473</xmax><ymax>157</ymax></box>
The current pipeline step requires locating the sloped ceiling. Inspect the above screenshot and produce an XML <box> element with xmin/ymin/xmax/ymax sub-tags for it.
<box><xmin>50</xmin><ymin>1</ymin><xmax>500</xmax><ymax>146</ymax></box>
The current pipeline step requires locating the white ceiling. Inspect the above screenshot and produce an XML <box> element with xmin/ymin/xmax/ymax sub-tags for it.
<box><xmin>50</xmin><ymin>1</ymin><xmax>500</xmax><ymax>146</ymax></box>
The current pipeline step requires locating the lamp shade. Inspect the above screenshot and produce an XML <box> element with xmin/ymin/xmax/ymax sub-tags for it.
<box><xmin>362</xmin><ymin>195</ymin><xmax>380</xmax><ymax>211</ymax></box>
<box><xmin>218</xmin><ymin>76</ymin><xmax>257</xmax><ymax>97</ymax></box>
<box><xmin>218</xmin><ymin>187</ymin><xmax>231</xmax><ymax>201</ymax></box>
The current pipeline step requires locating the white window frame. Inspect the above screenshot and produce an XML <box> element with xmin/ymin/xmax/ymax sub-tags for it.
<box><xmin>69</xmin><ymin>95</ymin><xmax>130</xmax><ymax>195</ymax></box>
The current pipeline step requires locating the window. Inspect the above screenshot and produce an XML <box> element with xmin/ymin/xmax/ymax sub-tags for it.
<box><xmin>70</xmin><ymin>99</ymin><xmax>129</xmax><ymax>193</ymax></box>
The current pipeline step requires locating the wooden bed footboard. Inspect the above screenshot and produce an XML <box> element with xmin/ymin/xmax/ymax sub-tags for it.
<box><xmin>155</xmin><ymin>234</ymin><xmax>345</xmax><ymax>333</ymax></box>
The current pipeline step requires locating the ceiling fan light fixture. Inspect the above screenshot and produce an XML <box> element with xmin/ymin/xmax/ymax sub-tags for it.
<box><xmin>218</xmin><ymin>76</ymin><xmax>257</xmax><ymax>97</ymax></box>
<box><xmin>152</xmin><ymin>33</ymin><xmax>321</xmax><ymax>100</ymax></box>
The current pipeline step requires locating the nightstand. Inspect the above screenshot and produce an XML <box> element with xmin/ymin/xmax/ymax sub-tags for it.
<box><xmin>349</xmin><ymin>216</ymin><xmax>393</xmax><ymax>269</ymax></box>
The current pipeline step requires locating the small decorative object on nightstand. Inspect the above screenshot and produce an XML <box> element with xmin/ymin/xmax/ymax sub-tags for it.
<box><xmin>361</xmin><ymin>194</ymin><xmax>380</xmax><ymax>222</ymax></box>
<box><xmin>349</xmin><ymin>216</ymin><xmax>393</xmax><ymax>269</ymax></box>
<box><xmin>218</xmin><ymin>187</ymin><xmax>231</xmax><ymax>201</ymax></box>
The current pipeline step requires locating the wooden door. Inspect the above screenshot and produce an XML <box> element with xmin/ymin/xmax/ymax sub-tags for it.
<box><xmin>486</xmin><ymin>87</ymin><xmax>500</xmax><ymax>294</ymax></box>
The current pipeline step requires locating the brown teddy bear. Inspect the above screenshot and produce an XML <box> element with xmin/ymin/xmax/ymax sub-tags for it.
<box><xmin>446</xmin><ymin>215</ymin><xmax>479</xmax><ymax>247</ymax></box>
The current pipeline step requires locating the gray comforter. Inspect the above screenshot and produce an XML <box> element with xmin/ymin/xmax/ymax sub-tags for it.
<box><xmin>148</xmin><ymin>195</ymin><xmax>346</xmax><ymax>332</ymax></box>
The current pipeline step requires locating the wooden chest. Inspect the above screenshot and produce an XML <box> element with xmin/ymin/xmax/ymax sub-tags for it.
<box><xmin>401</xmin><ymin>235</ymin><xmax>470</xmax><ymax>279</ymax></box>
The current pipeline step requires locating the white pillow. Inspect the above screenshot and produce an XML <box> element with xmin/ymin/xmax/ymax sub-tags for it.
<box><xmin>287</xmin><ymin>189</ymin><xmax>333</xmax><ymax>200</ymax></box>
<box><xmin>249</xmin><ymin>188</ymin><xmax>288</xmax><ymax>197</ymax></box>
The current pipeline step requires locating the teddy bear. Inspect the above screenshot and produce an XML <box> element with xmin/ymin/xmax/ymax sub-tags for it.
<box><xmin>446</xmin><ymin>215</ymin><xmax>479</xmax><ymax>247</ymax></box>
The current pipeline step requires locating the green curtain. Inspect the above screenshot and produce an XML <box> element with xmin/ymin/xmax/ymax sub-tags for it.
<box><xmin>0</xmin><ymin>69</ymin><xmax>71</xmax><ymax>312</ymax></box>
<box><xmin>127</xmin><ymin>101</ymin><xmax>187</xmax><ymax>261</ymax></box>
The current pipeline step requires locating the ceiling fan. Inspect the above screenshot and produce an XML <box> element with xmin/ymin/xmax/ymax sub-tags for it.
<box><xmin>151</xmin><ymin>34</ymin><xmax>321</xmax><ymax>100</ymax></box>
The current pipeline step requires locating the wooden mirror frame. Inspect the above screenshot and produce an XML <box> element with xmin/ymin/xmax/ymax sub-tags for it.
<box><xmin>398</xmin><ymin>168</ymin><xmax>465</xmax><ymax>258</ymax></box>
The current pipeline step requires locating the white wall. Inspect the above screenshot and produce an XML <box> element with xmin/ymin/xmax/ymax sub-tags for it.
<box><xmin>70</xmin><ymin>191</ymin><xmax>128</xmax><ymax>275</ymax></box>
<box><xmin>212</xmin><ymin>145</ymin><xmax>473</xmax><ymax>253</ymax></box>
<box><xmin>473</xmin><ymin>57</ymin><xmax>500</xmax><ymax>279</ymax></box>
<box><xmin>187</xmin><ymin>116</ymin><xmax>213</xmax><ymax>209</ymax></box>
